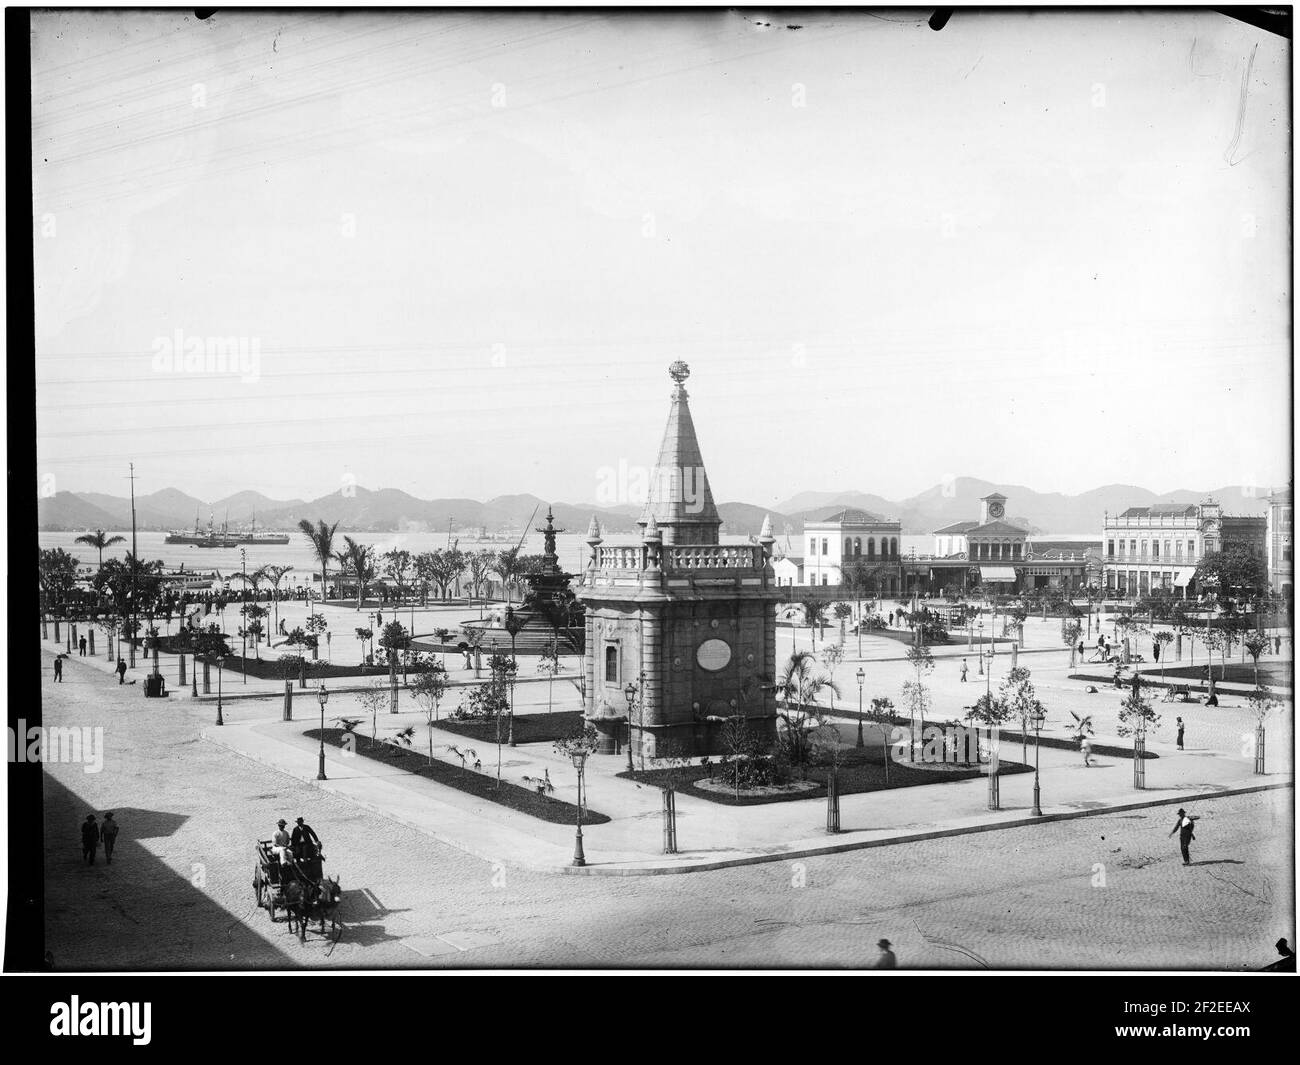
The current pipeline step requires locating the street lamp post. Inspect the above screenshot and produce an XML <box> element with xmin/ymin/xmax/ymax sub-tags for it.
<box><xmin>215</xmin><ymin>654</ymin><xmax>227</xmax><ymax>726</ymax></box>
<box><xmin>978</xmin><ymin>620</ymin><xmax>985</xmax><ymax>676</ymax></box>
<box><xmin>571</xmin><ymin>749</ymin><xmax>588</xmax><ymax>867</ymax></box>
<box><xmin>240</xmin><ymin>549</ymin><xmax>247</xmax><ymax>684</ymax></box>
<box><xmin>504</xmin><ymin>607</ymin><xmax>524</xmax><ymax>747</ymax></box>
<box><xmin>855</xmin><ymin>667</ymin><xmax>866</xmax><ymax>747</ymax></box>
<box><xmin>317</xmin><ymin>684</ymin><xmax>329</xmax><ymax>781</ymax></box>
<box><xmin>1030</xmin><ymin>707</ymin><xmax>1046</xmax><ymax>815</ymax></box>
<box><xmin>623</xmin><ymin>681</ymin><xmax>638</xmax><ymax>773</ymax></box>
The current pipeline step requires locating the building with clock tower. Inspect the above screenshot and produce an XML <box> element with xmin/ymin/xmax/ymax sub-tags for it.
<box><xmin>575</xmin><ymin>362</ymin><xmax>783</xmax><ymax>758</ymax></box>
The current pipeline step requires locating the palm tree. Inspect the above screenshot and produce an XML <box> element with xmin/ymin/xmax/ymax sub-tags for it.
<box><xmin>75</xmin><ymin>529</ymin><xmax>126</xmax><ymax>573</ymax></box>
<box><xmin>262</xmin><ymin>564</ymin><xmax>294</xmax><ymax>636</ymax></box>
<box><xmin>775</xmin><ymin>650</ymin><xmax>841</xmax><ymax>764</ymax></box>
<box><xmin>335</xmin><ymin>536</ymin><xmax>376</xmax><ymax>610</ymax></box>
<box><xmin>297</xmin><ymin>519</ymin><xmax>340</xmax><ymax>601</ymax></box>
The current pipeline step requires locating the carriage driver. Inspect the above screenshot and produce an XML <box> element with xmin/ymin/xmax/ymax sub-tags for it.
<box><xmin>271</xmin><ymin>819</ymin><xmax>292</xmax><ymax>865</ymax></box>
<box><xmin>291</xmin><ymin>816</ymin><xmax>321</xmax><ymax>859</ymax></box>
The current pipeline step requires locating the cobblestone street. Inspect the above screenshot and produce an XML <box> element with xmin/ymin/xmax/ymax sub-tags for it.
<box><xmin>40</xmin><ymin>651</ymin><xmax>1292</xmax><ymax>970</ymax></box>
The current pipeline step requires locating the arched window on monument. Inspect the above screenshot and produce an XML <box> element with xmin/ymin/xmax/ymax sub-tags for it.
<box><xmin>845</xmin><ymin>538</ymin><xmax>852</xmax><ymax>557</ymax></box>
<box><xmin>604</xmin><ymin>644</ymin><xmax>618</xmax><ymax>684</ymax></box>
<box><xmin>867</xmin><ymin>538</ymin><xmax>875</xmax><ymax>560</ymax></box>
<box><xmin>890</xmin><ymin>537</ymin><xmax>898</xmax><ymax>559</ymax></box>
<box><xmin>854</xmin><ymin>537</ymin><xmax>861</xmax><ymax>556</ymax></box>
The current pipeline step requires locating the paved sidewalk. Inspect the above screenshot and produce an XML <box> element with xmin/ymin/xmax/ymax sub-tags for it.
<box><xmin>205</xmin><ymin>693</ymin><xmax>1292</xmax><ymax>877</ymax></box>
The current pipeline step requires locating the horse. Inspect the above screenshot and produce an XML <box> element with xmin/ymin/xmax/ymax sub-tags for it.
<box><xmin>281</xmin><ymin>878</ymin><xmax>309</xmax><ymax>942</ymax></box>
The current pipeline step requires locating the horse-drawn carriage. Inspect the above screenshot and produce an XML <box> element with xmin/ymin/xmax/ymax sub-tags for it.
<box><xmin>253</xmin><ymin>840</ymin><xmax>342</xmax><ymax>941</ymax></box>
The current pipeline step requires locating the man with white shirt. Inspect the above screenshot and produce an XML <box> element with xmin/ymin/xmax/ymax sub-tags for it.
<box><xmin>271</xmin><ymin>819</ymin><xmax>292</xmax><ymax>865</ymax></box>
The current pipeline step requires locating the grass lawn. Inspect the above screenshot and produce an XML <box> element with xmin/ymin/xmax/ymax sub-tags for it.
<box><xmin>619</xmin><ymin>747</ymin><xmax>1032</xmax><ymax>806</ymax></box>
<box><xmin>307</xmin><ymin>727</ymin><xmax>610</xmax><ymax>825</ymax></box>
<box><xmin>433</xmin><ymin>711</ymin><xmax>586</xmax><ymax>745</ymax></box>
<box><xmin>1149</xmin><ymin>662</ymin><xmax>1291</xmax><ymax>689</ymax></box>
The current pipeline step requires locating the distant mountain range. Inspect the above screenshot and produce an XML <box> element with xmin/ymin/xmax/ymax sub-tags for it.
<box><xmin>38</xmin><ymin>477</ymin><xmax>1277</xmax><ymax>538</ymax></box>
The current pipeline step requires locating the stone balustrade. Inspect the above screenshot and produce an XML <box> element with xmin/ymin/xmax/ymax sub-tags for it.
<box><xmin>593</xmin><ymin>543</ymin><xmax>765</xmax><ymax>573</ymax></box>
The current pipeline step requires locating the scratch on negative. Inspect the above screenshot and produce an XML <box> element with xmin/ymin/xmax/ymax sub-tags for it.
<box><xmin>1224</xmin><ymin>43</ymin><xmax>1258</xmax><ymax>167</ymax></box>
<box><xmin>964</xmin><ymin>55</ymin><xmax>983</xmax><ymax>80</ymax></box>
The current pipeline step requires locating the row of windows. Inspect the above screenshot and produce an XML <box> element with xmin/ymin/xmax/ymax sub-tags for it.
<box><xmin>971</xmin><ymin>542</ymin><xmax>1021</xmax><ymax>560</ymax></box>
<box><xmin>807</xmin><ymin>536</ymin><xmax>900</xmax><ymax>560</ymax></box>
<box><xmin>1107</xmin><ymin>538</ymin><xmax>1197</xmax><ymax>562</ymax></box>
<box><xmin>1107</xmin><ymin>570</ymin><xmax>1178</xmax><ymax>594</ymax></box>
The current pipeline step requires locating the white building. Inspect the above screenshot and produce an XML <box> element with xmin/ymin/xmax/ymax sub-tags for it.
<box><xmin>800</xmin><ymin>508</ymin><xmax>901</xmax><ymax>587</ymax></box>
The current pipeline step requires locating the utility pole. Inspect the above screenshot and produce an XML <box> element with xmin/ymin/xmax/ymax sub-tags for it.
<box><xmin>129</xmin><ymin>463</ymin><xmax>138</xmax><ymax>670</ymax></box>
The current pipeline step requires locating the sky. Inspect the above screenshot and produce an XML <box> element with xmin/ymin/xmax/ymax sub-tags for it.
<box><xmin>31</xmin><ymin>8</ymin><xmax>1292</xmax><ymax>509</ymax></box>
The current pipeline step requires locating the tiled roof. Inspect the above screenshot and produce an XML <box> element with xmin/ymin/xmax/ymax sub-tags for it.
<box><xmin>1120</xmin><ymin>504</ymin><xmax>1198</xmax><ymax>518</ymax></box>
<box><xmin>808</xmin><ymin>507</ymin><xmax>893</xmax><ymax>526</ymax></box>
<box><xmin>967</xmin><ymin>519</ymin><xmax>1029</xmax><ymax>536</ymax></box>
<box><xmin>933</xmin><ymin>520</ymin><xmax>979</xmax><ymax>534</ymax></box>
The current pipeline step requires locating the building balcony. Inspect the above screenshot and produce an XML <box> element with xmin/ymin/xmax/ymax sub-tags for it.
<box><xmin>592</xmin><ymin>542</ymin><xmax>766</xmax><ymax>575</ymax></box>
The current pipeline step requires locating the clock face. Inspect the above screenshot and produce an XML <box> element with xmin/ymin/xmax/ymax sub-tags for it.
<box><xmin>988</xmin><ymin>502</ymin><xmax>1005</xmax><ymax>519</ymax></box>
<box><xmin>696</xmin><ymin>638</ymin><xmax>732</xmax><ymax>672</ymax></box>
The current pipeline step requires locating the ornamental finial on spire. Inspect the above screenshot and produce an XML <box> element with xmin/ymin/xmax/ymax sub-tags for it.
<box><xmin>668</xmin><ymin>360</ymin><xmax>690</xmax><ymax>386</ymax></box>
<box><xmin>585</xmin><ymin>514</ymin><xmax>602</xmax><ymax>542</ymax></box>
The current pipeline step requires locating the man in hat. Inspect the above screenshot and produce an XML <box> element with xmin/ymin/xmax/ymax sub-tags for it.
<box><xmin>271</xmin><ymin>819</ymin><xmax>292</xmax><ymax>865</ymax></box>
<box><xmin>1168</xmin><ymin>808</ymin><xmax>1198</xmax><ymax>866</ymax></box>
<box><xmin>54</xmin><ymin>655</ymin><xmax>63</xmax><ymax>682</ymax></box>
<box><xmin>874</xmin><ymin>938</ymin><xmax>897</xmax><ymax>969</ymax></box>
<box><xmin>291</xmin><ymin>816</ymin><xmax>321</xmax><ymax>859</ymax></box>
<box><xmin>81</xmin><ymin>814</ymin><xmax>99</xmax><ymax>865</ymax></box>
<box><xmin>100</xmin><ymin>812</ymin><xmax>120</xmax><ymax>863</ymax></box>
<box><xmin>1175</xmin><ymin>717</ymin><xmax>1185</xmax><ymax>751</ymax></box>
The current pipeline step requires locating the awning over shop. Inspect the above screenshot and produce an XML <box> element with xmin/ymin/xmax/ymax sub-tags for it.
<box><xmin>980</xmin><ymin>566</ymin><xmax>1017</xmax><ymax>582</ymax></box>
<box><xmin>1173</xmin><ymin>567</ymin><xmax>1196</xmax><ymax>588</ymax></box>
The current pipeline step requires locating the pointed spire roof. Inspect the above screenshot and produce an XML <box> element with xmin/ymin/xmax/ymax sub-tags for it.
<box><xmin>639</xmin><ymin>361</ymin><xmax>721</xmax><ymax>545</ymax></box>
<box><xmin>585</xmin><ymin>514</ymin><xmax>603</xmax><ymax>541</ymax></box>
<box><xmin>759</xmin><ymin>514</ymin><xmax>773</xmax><ymax>539</ymax></box>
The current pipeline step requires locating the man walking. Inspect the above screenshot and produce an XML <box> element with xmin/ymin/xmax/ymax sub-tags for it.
<box><xmin>960</xmin><ymin>659</ymin><xmax>968</xmax><ymax>682</ymax></box>
<box><xmin>54</xmin><ymin>656</ymin><xmax>63</xmax><ymax>682</ymax></box>
<box><xmin>79</xmin><ymin>635</ymin><xmax>87</xmax><ymax>657</ymax></box>
<box><xmin>1168</xmin><ymin>808</ymin><xmax>1198</xmax><ymax>865</ymax></box>
<box><xmin>81</xmin><ymin>814</ymin><xmax>100</xmax><ymax>865</ymax></box>
<box><xmin>116</xmin><ymin>657</ymin><xmax>127</xmax><ymax>684</ymax></box>
<box><xmin>1175</xmin><ymin>716</ymin><xmax>1185</xmax><ymax>750</ymax></box>
<box><xmin>100</xmin><ymin>813</ymin><xmax>119</xmax><ymax>864</ymax></box>
<box><xmin>874</xmin><ymin>938</ymin><xmax>897</xmax><ymax>969</ymax></box>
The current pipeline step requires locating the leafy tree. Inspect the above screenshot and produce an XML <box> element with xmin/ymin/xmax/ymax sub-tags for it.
<box><xmin>304</xmin><ymin>613</ymin><xmax>328</xmax><ymax>661</ymax></box>
<box><xmin>865</xmin><ymin>696</ymin><xmax>896</xmax><ymax>782</ymax></box>
<box><xmin>354</xmin><ymin>626</ymin><xmax>373</xmax><ymax>666</ymax></box>
<box><xmin>1153</xmin><ymin>630</ymin><xmax>1174</xmax><ymax>681</ymax></box>
<box><xmin>1243</xmin><ymin>632</ymin><xmax>1270</xmax><ymax>687</ymax></box>
<box><xmin>356</xmin><ymin>680</ymin><xmax>390</xmax><ymax>745</ymax></box>
<box><xmin>74</xmin><ymin>529</ymin><xmax>125</xmax><ymax>574</ymax></box>
<box><xmin>297</xmin><ymin>519</ymin><xmax>340</xmax><ymax>602</ymax></box>
<box><xmin>409</xmin><ymin>655</ymin><xmax>450</xmax><ymax>761</ymax></box>
<box><xmin>820</xmin><ymin>643</ymin><xmax>846</xmax><ymax>709</ymax></box>
<box><xmin>464</xmin><ymin>550</ymin><xmax>494</xmax><ymax>603</ymax></box>
<box><xmin>965</xmin><ymin>691</ymin><xmax>1012</xmax><ymax>769</ymax></box>
<box><xmin>537</xmin><ymin>638</ymin><xmax>561</xmax><ymax>713</ymax></box>
<box><xmin>492</xmin><ymin>547</ymin><xmax>527</xmax><ymax>604</ymax></box>
<box><xmin>1061</xmin><ymin>619</ymin><xmax>1082</xmax><ymax>667</ymax></box>
<box><xmin>1195</xmin><ymin>544</ymin><xmax>1267</xmax><ymax>603</ymax></box>
<box><xmin>902</xmin><ymin>643</ymin><xmax>936</xmax><ymax>750</ymax></box>
<box><xmin>39</xmin><ymin>547</ymin><xmax>81</xmax><ymax>612</ymax></box>
<box><xmin>1117</xmin><ymin>675</ymin><xmax>1160</xmax><ymax>741</ymax></box>
<box><xmin>998</xmin><ymin>665</ymin><xmax>1044</xmax><ymax>761</ymax></box>
<box><xmin>382</xmin><ymin>549</ymin><xmax>415</xmax><ymax>607</ymax></box>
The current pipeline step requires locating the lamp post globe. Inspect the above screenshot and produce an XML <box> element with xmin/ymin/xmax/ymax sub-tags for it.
<box><xmin>317</xmin><ymin>683</ymin><xmax>329</xmax><ymax>781</ymax></box>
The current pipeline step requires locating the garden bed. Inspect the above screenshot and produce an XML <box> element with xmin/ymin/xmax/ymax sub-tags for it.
<box><xmin>190</xmin><ymin>653</ymin><xmax>392</xmax><ymax>682</ymax></box>
<box><xmin>306</xmin><ymin>727</ymin><xmax>610</xmax><ymax>825</ymax></box>
<box><xmin>432</xmin><ymin>711</ymin><xmax>586</xmax><ymax>745</ymax></box>
<box><xmin>618</xmin><ymin>747</ymin><xmax>1032</xmax><ymax>806</ymax></box>
<box><xmin>822</xmin><ymin>708</ymin><xmax>1160</xmax><ymax>760</ymax></box>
